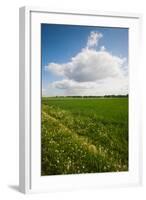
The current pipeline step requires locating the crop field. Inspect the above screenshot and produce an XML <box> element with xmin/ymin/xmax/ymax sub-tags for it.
<box><xmin>41</xmin><ymin>97</ymin><xmax>128</xmax><ymax>175</ymax></box>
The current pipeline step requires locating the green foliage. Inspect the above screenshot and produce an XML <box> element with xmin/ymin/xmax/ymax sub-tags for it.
<box><xmin>41</xmin><ymin>98</ymin><xmax>128</xmax><ymax>175</ymax></box>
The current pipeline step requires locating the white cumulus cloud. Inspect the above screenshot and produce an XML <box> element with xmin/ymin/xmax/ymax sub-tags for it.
<box><xmin>48</xmin><ymin>48</ymin><xmax>126</xmax><ymax>82</ymax></box>
<box><xmin>49</xmin><ymin>77</ymin><xmax>128</xmax><ymax>96</ymax></box>
<box><xmin>46</xmin><ymin>31</ymin><xmax>128</xmax><ymax>96</ymax></box>
<box><xmin>87</xmin><ymin>31</ymin><xmax>102</xmax><ymax>49</ymax></box>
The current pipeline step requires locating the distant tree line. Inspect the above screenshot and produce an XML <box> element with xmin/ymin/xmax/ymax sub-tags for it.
<box><xmin>48</xmin><ymin>94</ymin><xmax>129</xmax><ymax>98</ymax></box>
<box><xmin>104</xmin><ymin>94</ymin><xmax>128</xmax><ymax>98</ymax></box>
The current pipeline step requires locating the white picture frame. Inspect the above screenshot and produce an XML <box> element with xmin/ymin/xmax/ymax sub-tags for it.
<box><xmin>19</xmin><ymin>6</ymin><xmax>142</xmax><ymax>194</ymax></box>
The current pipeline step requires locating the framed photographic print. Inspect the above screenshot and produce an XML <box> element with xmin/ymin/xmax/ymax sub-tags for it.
<box><xmin>19</xmin><ymin>6</ymin><xmax>142</xmax><ymax>193</ymax></box>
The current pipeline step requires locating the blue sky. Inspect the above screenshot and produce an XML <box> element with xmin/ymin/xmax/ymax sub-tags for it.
<box><xmin>41</xmin><ymin>24</ymin><xmax>128</xmax><ymax>96</ymax></box>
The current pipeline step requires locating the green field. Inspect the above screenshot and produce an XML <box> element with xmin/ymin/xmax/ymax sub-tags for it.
<box><xmin>41</xmin><ymin>97</ymin><xmax>128</xmax><ymax>175</ymax></box>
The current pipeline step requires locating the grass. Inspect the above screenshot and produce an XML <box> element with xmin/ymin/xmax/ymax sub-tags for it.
<box><xmin>41</xmin><ymin>97</ymin><xmax>128</xmax><ymax>175</ymax></box>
